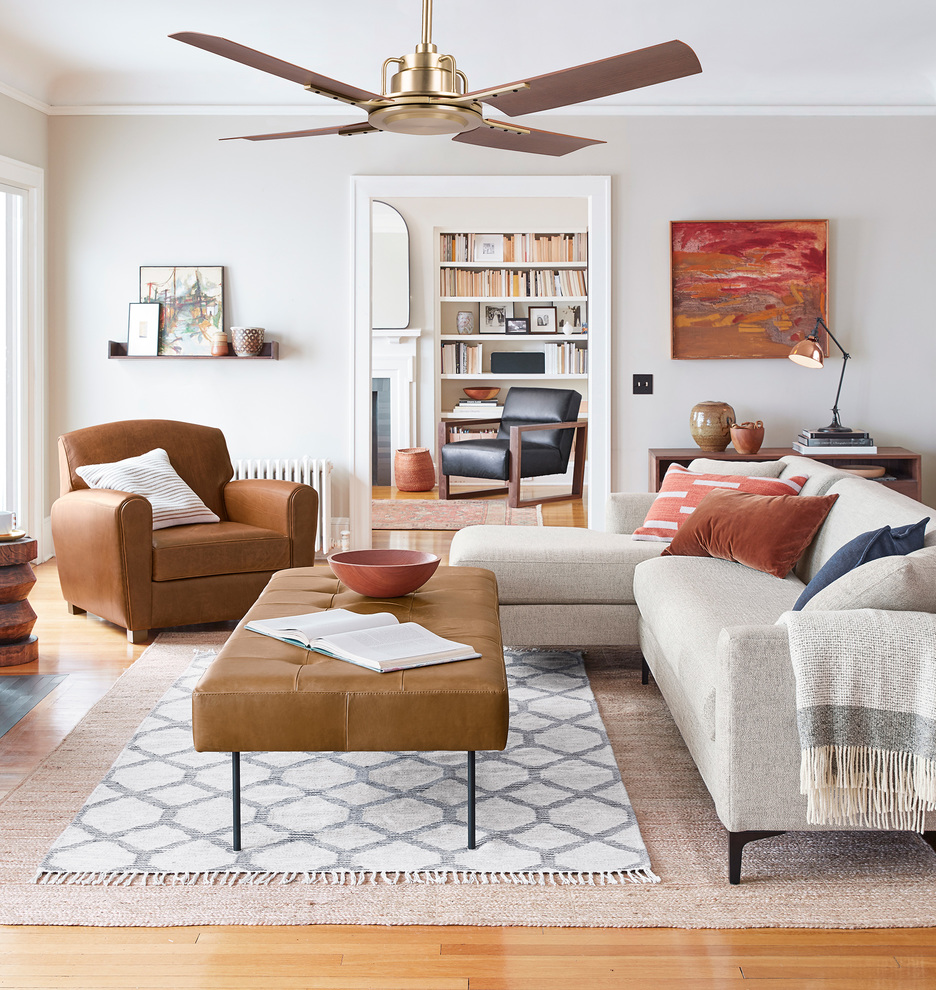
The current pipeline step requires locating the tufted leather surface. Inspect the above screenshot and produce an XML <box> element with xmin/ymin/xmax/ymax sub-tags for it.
<box><xmin>192</xmin><ymin>566</ymin><xmax>509</xmax><ymax>754</ymax></box>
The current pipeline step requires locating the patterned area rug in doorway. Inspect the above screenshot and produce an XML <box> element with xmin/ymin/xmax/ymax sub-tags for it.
<box><xmin>372</xmin><ymin>499</ymin><xmax>542</xmax><ymax>530</ymax></box>
<box><xmin>34</xmin><ymin>647</ymin><xmax>654</xmax><ymax>886</ymax></box>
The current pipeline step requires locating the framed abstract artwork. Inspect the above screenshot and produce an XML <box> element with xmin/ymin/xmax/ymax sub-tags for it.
<box><xmin>140</xmin><ymin>266</ymin><xmax>224</xmax><ymax>355</ymax></box>
<box><xmin>671</xmin><ymin>220</ymin><xmax>828</xmax><ymax>359</ymax></box>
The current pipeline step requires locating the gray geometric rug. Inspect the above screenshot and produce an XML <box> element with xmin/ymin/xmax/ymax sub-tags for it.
<box><xmin>35</xmin><ymin>648</ymin><xmax>656</xmax><ymax>886</ymax></box>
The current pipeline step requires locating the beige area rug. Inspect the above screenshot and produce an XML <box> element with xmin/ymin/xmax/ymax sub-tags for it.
<box><xmin>372</xmin><ymin>498</ymin><xmax>542</xmax><ymax>530</ymax></box>
<box><xmin>2</xmin><ymin>632</ymin><xmax>936</xmax><ymax>927</ymax></box>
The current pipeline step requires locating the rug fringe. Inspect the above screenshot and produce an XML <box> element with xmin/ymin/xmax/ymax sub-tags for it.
<box><xmin>32</xmin><ymin>867</ymin><xmax>660</xmax><ymax>887</ymax></box>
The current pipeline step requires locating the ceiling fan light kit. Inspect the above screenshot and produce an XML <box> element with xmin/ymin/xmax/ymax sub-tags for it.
<box><xmin>171</xmin><ymin>0</ymin><xmax>701</xmax><ymax>154</ymax></box>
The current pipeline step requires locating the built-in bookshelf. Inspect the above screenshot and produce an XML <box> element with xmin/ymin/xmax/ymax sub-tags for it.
<box><xmin>435</xmin><ymin>228</ymin><xmax>589</xmax><ymax>427</ymax></box>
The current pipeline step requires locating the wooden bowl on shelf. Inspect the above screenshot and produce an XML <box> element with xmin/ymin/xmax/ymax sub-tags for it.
<box><xmin>463</xmin><ymin>387</ymin><xmax>500</xmax><ymax>401</ymax></box>
<box><xmin>327</xmin><ymin>549</ymin><xmax>441</xmax><ymax>598</ymax></box>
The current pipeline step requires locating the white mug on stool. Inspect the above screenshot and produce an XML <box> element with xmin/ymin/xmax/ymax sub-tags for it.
<box><xmin>0</xmin><ymin>510</ymin><xmax>14</xmax><ymax>535</ymax></box>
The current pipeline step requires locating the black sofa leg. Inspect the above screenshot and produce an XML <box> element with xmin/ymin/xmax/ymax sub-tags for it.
<box><xmin>467</xmin><ymin>751</ymin><xmax>476</xmax><ymax>849</ymax></box>
<box><xmin>728</xmin><ymin>829</ymin><xmax>786</xmax><ymax>885</ymax></box>
<box><xmin>232</xmin><ymin>752</ymin><xmax>241</xmax><ymax>852</ymax></box>
<box><xmin>641</xmin><ymin>658</ymin><xmax>650</xmax><ymax>685</ymax></box>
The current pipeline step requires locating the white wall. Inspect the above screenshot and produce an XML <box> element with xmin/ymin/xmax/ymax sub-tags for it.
<box><xmin>0</xmin><ymin>92</ymin><xmax>46</xmax><ymax>168</ymax></box>
<box><xmin>45</xmin><ymin>112</ymin><xmax>936</xmax><ymax>516</ymax></box>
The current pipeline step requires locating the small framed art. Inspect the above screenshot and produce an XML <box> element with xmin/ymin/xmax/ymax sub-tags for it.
<box><xmin>528</xmin><ymin>305</ymin><xmax>558</xmax><ymax>334</ymax></box>
<box><xmin>481</xmin><ymin>302</ymin><xmax>512</xmax><ymax>334</ymax></box>
<box><xmin>126</xmin><ymin>302</ymin><xmax>161</xmax><ymax>356</ymax></box>
<box><xmin>473</xmin><ymin>234</ymin><xmax>504</xmax><ymax>263</ymax></box>
<box><xmin>505</xmin><ymin>317</ymin><xmax>530</xmax><ymax>334</ymax></box>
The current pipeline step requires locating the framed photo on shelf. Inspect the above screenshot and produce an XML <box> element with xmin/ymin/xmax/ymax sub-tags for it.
<box><xmin>557</xmin><ymin>303</ymin><xmax>584</xmax><ymax>333</ymax></box>
<box><xmin>126</xmin><ymin>302</ymin><xmax>161</xmax><ymax>356</ymax></box>
<box><xmin>528</xmin><ymin>305</ymin><xmax>558</xmax><ymax>334</ymax></box>
<box><xmin>140</xmin><ymin>265</ymin><xmax>224</xmax><ymax>355</ymax></box>
<box><xmin>481</xmin><ymin>302</ymin><xmax>512</xmax><ymax>334</ymax></box>
<box><xmin>473</xmin><ymin>234</ymin><xmax>504</xmax><ymax>263</ymax></box>
<box><xmin>505</xmin><ymin>317</ymin><xmax>530</xmax><ymax>334</ymax></box>
<box><xmin>671</xmin><ymin>219</ymin><xmax>828</xmax><ymax>359</ymax></box>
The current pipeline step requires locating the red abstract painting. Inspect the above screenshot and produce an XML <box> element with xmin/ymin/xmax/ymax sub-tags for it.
<box><xmin>671</xmin><ymin>220</ymin><xmax>828</xmax><ymax>359</ymax></box>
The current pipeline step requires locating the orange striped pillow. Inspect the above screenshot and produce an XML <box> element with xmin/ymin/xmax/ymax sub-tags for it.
<box><xmin>632</xmin><ymin>465</ymin><xmax>808</xmax><ymax>542</ymax></box>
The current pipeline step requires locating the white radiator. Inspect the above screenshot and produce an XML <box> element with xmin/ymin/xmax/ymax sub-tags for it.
<box><xmin>233</xmin><ymin>457</ymin><xmax>334</xmax><ymax>554</ymax></box>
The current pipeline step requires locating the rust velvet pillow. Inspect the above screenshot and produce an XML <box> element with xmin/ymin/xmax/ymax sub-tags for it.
<box><xmin>660</xmin><ymin>488</ymin><xmax>839</xmax><ymax>578</ymax></box>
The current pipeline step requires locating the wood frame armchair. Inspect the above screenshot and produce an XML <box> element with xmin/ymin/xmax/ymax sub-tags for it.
<box><xmin>437</xmin><ymin>387</ymin><xmax>588</xmax><ymax>509</ymax></box>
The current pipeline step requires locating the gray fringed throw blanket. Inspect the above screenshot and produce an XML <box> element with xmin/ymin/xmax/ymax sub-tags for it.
<box><xmin>779</xmin><ymin>608</ymin><xmax>936</xmax><ymax>831</ymax></box>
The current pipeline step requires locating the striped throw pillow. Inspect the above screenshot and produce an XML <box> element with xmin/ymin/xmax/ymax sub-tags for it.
<box><xmin>76</xmin><ymin>447</ymin><xmax>220</xmax><ymax>530</ymax></box>
<box><xmin>632</xmin><ymin>464</ymin><xmax>808</xmax><ymax>542</ymax></box>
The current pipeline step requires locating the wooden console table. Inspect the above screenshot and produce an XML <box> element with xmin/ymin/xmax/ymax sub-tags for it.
<box><xmin>649</xmin><ymin>447</ymin><xmax>922</xmax><ymax>502</ymax></box>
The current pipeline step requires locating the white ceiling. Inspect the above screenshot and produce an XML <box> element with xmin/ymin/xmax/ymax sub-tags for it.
<box><xmin>0</xmin><ymin>0</ymin><xmax>934</xmax><ymax>113</ymax></box>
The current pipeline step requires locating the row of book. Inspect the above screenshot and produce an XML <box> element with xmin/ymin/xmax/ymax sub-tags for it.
<box><xmin>440</xmin><ymin>342</ymin><xmax>481</xmax><ymax>375</ymax></box>
<box><xmin>439</xmin><ymin>232</ymin><xmax>587</xmax><ymax>263</ymax></box>
<box><xmin>791</xmin><ymin>429</ymin><xmax>877</xmax><ymax>455</ymax></box>
<box><xmin>440</xmin><ymin>268</ymin><xmax>587</xmax><ymax>298</ymax></box>
<box><xmin>544</xmin><ymin>341</ymin><xmax>587</xmax><ymax>375</ymax></box>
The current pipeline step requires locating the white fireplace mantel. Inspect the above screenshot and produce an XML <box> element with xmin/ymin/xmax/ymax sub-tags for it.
<box><xmin>372</xmin><ymin>328</ymin><xmax>423</xmax><ymax>481</ymax></box>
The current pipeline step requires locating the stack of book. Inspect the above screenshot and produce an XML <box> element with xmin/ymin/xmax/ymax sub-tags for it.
<box><xmin>792</xmin><ymin>429</ymin><xmax>877</xmax><ymax>455</ymax></box>
<box><xmin>446</xmin><ymin>398</ymin><xmax>503</xmax><ymax>418</ymax></box>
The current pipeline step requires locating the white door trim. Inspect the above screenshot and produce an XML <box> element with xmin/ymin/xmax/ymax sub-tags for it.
<box><xmin>0</xmin><ymin>154</ymin><xmax>45</xmax><ymax>558</ymax></box>
<box><xmin>351</xmin><ymin>174</ymin><xmax>611</xmax><ymax>547</ymax></box>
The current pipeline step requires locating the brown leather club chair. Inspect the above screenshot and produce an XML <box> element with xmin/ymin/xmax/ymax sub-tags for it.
<box><xmin>52</xmin><ymin>419</ymin><xmax>318</xmax><ymax>643</ymax></box>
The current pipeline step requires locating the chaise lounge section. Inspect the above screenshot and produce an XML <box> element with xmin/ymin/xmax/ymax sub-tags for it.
<box><xmin>450</xmin><ymin>455</ymin><xmax>936</xmax><ymax>881</ymax></box>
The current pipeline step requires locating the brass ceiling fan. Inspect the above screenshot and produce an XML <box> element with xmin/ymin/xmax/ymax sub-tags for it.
<box><xmin>171</xmin><ymin>0</ymin><xmax>701</xmax><ymax>156</ymax></box>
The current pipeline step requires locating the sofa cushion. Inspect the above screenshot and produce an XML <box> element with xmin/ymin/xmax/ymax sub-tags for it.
<box><xmin>802</xmin><ymin>545</ymin><xmax>936</xmax><ymax>613</ymax></box>
<box><xmin>795</xmin><ymin>477</ymin><xmax>936</xmax><ymax>584</ymax></box>
<box><xmin>793</xmin><ymin>517</ymin><xmax>929</xmax><ymax>610</ymax></box>
<box><xmin>688</xmin><ymin>458</ymin><xmax>785</xmax><ymax>477</ymax></box>
<box><xmin>633</xmin><ymin>465</ymin><xmax>808</xmax><ymax>543</ymax></box>
<box><xmin>76</xmin><ymin>447</ymin><xmax>220</xmax><ymax>530</ymax></box>
<box><xmin>449</xmin><ymin>525</ymin><xmax>663</xmax><ymax>605</ymax></box>
<box><xmin>634</xmin><ymin>555</ymin><xmax>804</xmax><ymax>740</ymax></box>
<box><xmin>661</xmin><ymin>488</ymin><xmax>839</xmax><ymax>578</ymax></box>
<box><xmin>152</xmin><ymin>522</ymin><xmax>290</xmax><ymax>581</ymax></box>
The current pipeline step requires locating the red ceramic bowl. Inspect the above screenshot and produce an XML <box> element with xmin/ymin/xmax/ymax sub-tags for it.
<box><xmin>328</xmin><ymin>549</ymin><xmax>441</xmax><ymax>598</ymax></box>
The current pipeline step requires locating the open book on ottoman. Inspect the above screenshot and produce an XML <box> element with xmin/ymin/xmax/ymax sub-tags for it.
<box><xmin>245</xmin><ymin>608</ymin><xmax>480</xmax><ymax>672</ymax></box>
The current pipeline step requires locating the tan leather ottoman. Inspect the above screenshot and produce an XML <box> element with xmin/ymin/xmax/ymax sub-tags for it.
<box><xmin>193</xmin><ymin>565</ymin><xmax>509</xmax><ymax>851</ymax></box>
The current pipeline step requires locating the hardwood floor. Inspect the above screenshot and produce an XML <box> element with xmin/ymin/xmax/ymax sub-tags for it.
<box><xmin>1</xmin><ymin>492</ymin><xmax>933</xmax><ymax>988</ymax></box>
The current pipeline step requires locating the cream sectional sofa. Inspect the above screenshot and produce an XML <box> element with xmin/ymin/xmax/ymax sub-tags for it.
<box><xmin>449</xmin><ymin>455</ymin><xmax>936</xmax><ymax>882</ymax></box>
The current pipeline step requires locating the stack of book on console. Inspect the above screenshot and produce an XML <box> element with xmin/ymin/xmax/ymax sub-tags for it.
<box><xmin>792</xmin><ymin>429</ymin><xmax>877</xmax><ymax>455</ymax></box>
<box><xmin>446</xmin><ymin>398</ymin><xmax>503</xmax><ymax>418</ymax></box>
<box><xmin>245</xmin><ymin>609</ymin><xmax>480</xmax><ymax>673</ymax></box>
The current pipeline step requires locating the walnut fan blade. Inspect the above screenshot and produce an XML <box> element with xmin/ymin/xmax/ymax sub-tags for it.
<box><xmin>221</xmin><ymin>121</ymin><xmax>379</xmax><ymax>142</ymax></box>
<box><xmin>170</xmin><ymin>32</ymin><xmax>385</xmax><ymax>106</ymax></box>
<box><xmin>465</xmin><ymin>40</ymin><xmax>702</xmax><ymax>116</ymax></box>
<box><xmin>452</xmin><ymin>122</ymin><xmax>604</xmax><ymax>157</ymax></box>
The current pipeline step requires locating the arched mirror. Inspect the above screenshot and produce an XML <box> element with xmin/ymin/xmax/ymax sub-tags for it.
<box><xmin>371</xmin><ymin>201</ymin><xmax>410</xmax><ymax>329</ymax></box>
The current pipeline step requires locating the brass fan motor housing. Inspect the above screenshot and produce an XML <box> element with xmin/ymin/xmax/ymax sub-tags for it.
<box><xmin>370</xmin><ymin>43</ymin><xmax>482</xmax><ymax>135</ymax></box>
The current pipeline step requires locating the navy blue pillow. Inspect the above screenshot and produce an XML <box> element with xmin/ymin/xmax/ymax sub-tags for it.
<box><xmin>792</xmin><ymin>517</ymin><xmax>930</xmax><ymax>610</ymax></box>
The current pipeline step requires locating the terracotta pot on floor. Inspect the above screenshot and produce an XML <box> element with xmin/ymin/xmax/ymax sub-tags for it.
<box><xmin>394</xmin><ymin>448</ymin><xmax>436</xmax><ymax>492</ymax></box>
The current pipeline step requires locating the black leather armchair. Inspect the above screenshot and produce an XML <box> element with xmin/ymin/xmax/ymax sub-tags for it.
<box><xmin>437</xmin><ymin>387</ymin><xmax>588</xmax><ymax>508</ymax></box>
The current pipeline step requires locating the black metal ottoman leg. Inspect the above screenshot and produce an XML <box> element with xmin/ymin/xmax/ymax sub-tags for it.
<box><xmin>232</xmin><ymin>752</ymin><xmax>241</xmax><ymax>852</ymax></box>
<box><xmin>467</xmin><ymin>751</ymin><xmax>476</xmax><ymax>849</ymax></box>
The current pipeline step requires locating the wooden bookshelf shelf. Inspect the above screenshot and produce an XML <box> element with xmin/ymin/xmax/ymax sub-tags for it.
<box><xmin>108</xmin><ymin>341</ymin><xmax>279</xmax><ymax>360</ymax></box>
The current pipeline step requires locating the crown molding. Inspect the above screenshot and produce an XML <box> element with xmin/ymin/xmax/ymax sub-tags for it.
<box><xmin>2</xmin><ymin>80</ymin><xmax>933</xmax><ymax>118</ymax></box>
<box><xmin>0</xmin><ymin>80</ymin><xmax>52</xmax><ymax>114</ymax></box>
